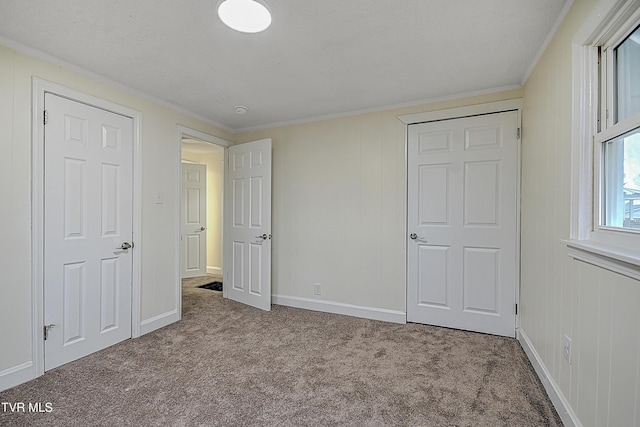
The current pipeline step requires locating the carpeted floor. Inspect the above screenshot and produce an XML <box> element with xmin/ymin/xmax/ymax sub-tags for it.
<box><xmin>0</xmin><ymin>276</ymin><xmax>562</xmax><ymax>426</ymax></box>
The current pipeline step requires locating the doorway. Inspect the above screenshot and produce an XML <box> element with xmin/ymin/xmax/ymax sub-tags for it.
<box><xmin>181</xmin><ymin>140</ymin><xmax>224</xmax><ymax>279</ymax></box>
<box><xmin>177</xmin><ymin>127</ymin><xmax>230</xmax><ymax>312</ymax></box>
<box><xmin>177</xmin><ymin>130</ymin><xmax>273</xmax><ymax>313</ymax></box>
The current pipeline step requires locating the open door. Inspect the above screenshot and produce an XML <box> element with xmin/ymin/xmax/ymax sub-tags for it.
<box><xmin>223</xmin><ymin>139</ymin><xmax>272</xmax><ymax>311</ymax></box>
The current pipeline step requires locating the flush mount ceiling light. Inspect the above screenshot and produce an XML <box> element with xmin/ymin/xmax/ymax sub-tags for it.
<box><xmin>217</xmin><ymin>0</ymin><xmax>272</xmax><ymax>33</ymax></box>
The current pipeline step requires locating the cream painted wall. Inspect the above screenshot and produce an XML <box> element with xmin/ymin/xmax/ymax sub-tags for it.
<box><xmin>7</xmin><ymin>6</ymin><xmax>634</xmax><ymax>422</ymax></box>
<box><xmin>236</xmin><ymin>89</ymin><xmax>523</xmax><ymax>312</ymax></box>
<box><xmin>0</xmin><ymin>44</ymin><xmax>233</xmax><ymax>389</ymax></box>
<box><xmin>181</xmin><ymin>149</ymin><xmax>224</xmax><ymax>273</ymax></box>
<box><xmin>202</xmin><ymin>151</ymin><xmax>224</xmax><ymax>273</ymax></box>
<box><xmin>521</xmin><ymin>1</ymin><xmax>640</xmax><ymax>426</ymax></box>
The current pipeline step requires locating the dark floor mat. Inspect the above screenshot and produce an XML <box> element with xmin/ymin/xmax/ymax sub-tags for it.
<box><xmin>197</xmin><ymin>281</ymin><xmax>223</xmax><ymax>291</ymax></box>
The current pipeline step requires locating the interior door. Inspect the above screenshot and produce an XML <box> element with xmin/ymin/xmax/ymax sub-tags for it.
<box><xmin>182</xmin><ymin>163</ymin><xmax>207</xmax><ymax>278</ymax></box>
<box><xmin>407</xmin><ymin>111</ymin><xmax>518</xmax><ymax>337</ymax></box>
<box><xmin>44</xmin><ymin>93</ymin><xmax>133</xmax><ymax>370</ymax></box>
<box><xmin>224</xmin><ymin>139</ymin><xmax>272</xmax><ymax>311</ymax></box>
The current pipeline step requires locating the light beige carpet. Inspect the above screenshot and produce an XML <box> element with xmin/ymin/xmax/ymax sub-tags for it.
<box><xmin>0</xmin><ymin>277</ymin><xmax>561</xmax><ymax>426</ymax></box>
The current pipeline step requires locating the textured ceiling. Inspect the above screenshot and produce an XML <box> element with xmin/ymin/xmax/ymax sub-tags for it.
<box><xmin>0</xmin><ymin>0</ymin><xmax>568</xmax><ymax>131</ymax></box>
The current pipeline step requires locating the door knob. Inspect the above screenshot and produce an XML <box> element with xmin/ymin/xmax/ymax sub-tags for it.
<box><xmin>44</xmin><ymin>324</ymin><xmax>56</xmax><ymax>340</ymax></box>
<box><xmin>118</xmin><ymin>242</ymin><xmax>133</xmax><ymax>250</ymax></box>
<box><xmin>410</xmin><ymin>233</ymin><xmax>417</xmax><ymax>240</ymax></box>
<box><xmin>200</xmin><ymin>226</ymin><xmax>206</xmax><ymax>231</ymax></box>
<box><xmin>255</xmin><ymin>234</ymin><xmax>267</xmax><ymax>240</ymax></box>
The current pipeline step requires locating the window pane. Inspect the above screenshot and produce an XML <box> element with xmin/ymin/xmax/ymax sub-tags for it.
<box><xmin>615</xmin><ymin>25</ymin><xmax>640</xmax><ymax>122</ymax></box>
<box><xmin>603</xmin><ymin>127</ymin><xmax>640</xmax><ymax>229</ymax></box>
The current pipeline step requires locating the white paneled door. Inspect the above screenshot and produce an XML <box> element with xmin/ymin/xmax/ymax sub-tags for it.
<box><xmin>224</xmin><ymin>139</ymin><xmax>272</xmax><ymax>311</ymax></box>
<box><xmin>407</xmin><ymin>111</ymin><xmax>518</xmax><ymax>337</ymax></box>
<box><xmin>44</xmin><ymin>94</ymin><xmax>133</xmax><ymax>370</ymax></box>
<box><xmin>181</xmin><ymin>163</ymin><xmax>207</xmax><ymax>278</ymax></box>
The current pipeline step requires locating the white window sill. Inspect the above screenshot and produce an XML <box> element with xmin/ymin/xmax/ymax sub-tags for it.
<box><xmin>562</xmin><ymin>239</ymin><xmax>640</xmax><ymax>281</ymax></box>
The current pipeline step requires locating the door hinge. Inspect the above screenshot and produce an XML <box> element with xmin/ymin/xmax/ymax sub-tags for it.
<box><xmin>515</xmin><ymin>304</ymin><xmax>518</xmax><ymax>315</ymax></box>
<box><xmin>43</xmin><ymin>110</ymin><xmax>48</xmax><ymax>125</ymax></box>
<box><xmin>516</xmin><ymin>127</ymin><xmax>521</xmax><ymax>139</ymax></box>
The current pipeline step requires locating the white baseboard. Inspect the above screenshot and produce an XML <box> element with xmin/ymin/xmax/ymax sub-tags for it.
<box><xmin>517</xmin><ymin>329</ymin><xmax>582</xmax><ymax>427</ymax></box>
<box><xmin>0</xmin><ymin>361</ymin><xmax>35</xmax><ymax>392</ymax></box>
<box><xmin>139</xmin><ymin>310</ymin><xmax>180</xmax><ymax>336</ymax></box>
<box><xmin>272</xmin><ymin>294</ymin><xmax>406</xmax><ymax>324</ymax></box>
<box><xmin>206</xmin><ymin>266</ymin><xmax>222</xmax><ymax>275</ymax></box>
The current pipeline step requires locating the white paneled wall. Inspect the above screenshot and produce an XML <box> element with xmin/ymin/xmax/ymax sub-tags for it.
<box><xmin>0</xmin><ymin>43</ymin><xmax>233</xmax><ymax>391</ymax></box>
<box><xmin>8</xmin><ymin>5</ymin><xmax>637</xmax><ymax>424</ymax></box>
<box><xmin>521</xmin><ymin>0</ymin><xmax>640</xmax><ymax>425</ymax></box>
<box><xmin>245</xmin><ymin>114</ymin><xmax>407</xmax><ymax>313</ymax></box>
<box><xmin>0</xmin><ymin>46</ymin><xmax>33</xmax><ymax>382</ymax></box>
<box><xmin>236</xmin><ymin>89</ymin><xmax>524</xmax><ymax>319</ymax></box>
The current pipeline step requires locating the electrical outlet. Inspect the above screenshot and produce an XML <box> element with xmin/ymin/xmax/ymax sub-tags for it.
<box><xmin>313</xmin><ymin>283</ymin><xmax>322</xmax><ymax>296</ymax></box>
<box><xmin>563</xmin><ymin>335</ymin><xmax>572</xmax><ymax>364</ymax></box>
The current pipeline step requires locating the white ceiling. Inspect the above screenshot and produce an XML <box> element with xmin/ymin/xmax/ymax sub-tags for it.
<box><xmin>0</xmin><ymin>0</ymin><xmax>569</xmax><ymax>131</ymax></box>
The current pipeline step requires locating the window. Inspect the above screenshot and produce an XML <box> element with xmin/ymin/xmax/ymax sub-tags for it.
<box><xmin>567</xmin><ymin>0</ymin><xmax>640</xmax><ymax>276</ymax></box>
<box><xmin>614</xmin><ymin>25</ymin><xmax>640</xmax><ymax>123</ymax></box>
<box><xmin>596</xmin><ymin>16</ymin><xmax>640</xmax><ymax>235</ymax></box>
<box><xmin>601</xmin><ymin>127</ymin><xmax>640</xmax><ymax>229</ymax></box>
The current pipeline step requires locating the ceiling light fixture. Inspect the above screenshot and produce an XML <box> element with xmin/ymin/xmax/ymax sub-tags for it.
<box><xmin>234</xmin><ymin>106</ymin><xmax>249</xmax><ymax>114</ymax></box>
<box><xmin>217</xmin><ymin>0</ymin><xmax>272</xmax><ymax>33</ymax></box>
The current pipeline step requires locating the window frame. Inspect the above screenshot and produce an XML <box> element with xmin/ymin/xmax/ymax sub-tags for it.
<box><xmin>566</xmin><ymin>0</ymin><xmax>640</xmax><ymax>278</ymax></box>
<box><xmin>594</xmin><ymin>12</ymin><xmax>640</xmax><ymax>240</ymax></box>
<box><xmin>601</xmin><ymin>20</ymin><xmax>640</xmax><ymax>127</ymax></box>
<box><xmin>594</xmin><ymin>117</ymin><xmax>640</xmax><ymax>237</ymax></box>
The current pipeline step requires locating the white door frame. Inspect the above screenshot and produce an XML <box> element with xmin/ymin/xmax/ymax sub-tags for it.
<box><xmin>31</xmin><ymin>78</ymin><xmax>143</xmax><ymax>378</ymax></box>
<box><xmin>398</xmin><ymin>98</ymin><xmax>523</xmax><ymax>328</ymax></box>
<box><xmin>176</xmin><ymin>125</ymin><xmax>231</xmax><ymax>318</ymax></box>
